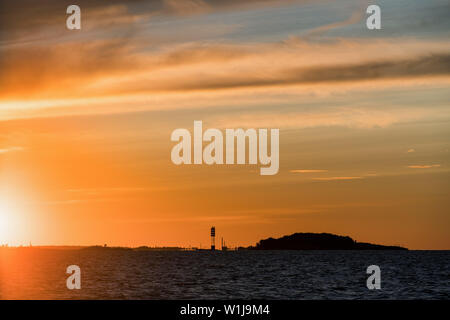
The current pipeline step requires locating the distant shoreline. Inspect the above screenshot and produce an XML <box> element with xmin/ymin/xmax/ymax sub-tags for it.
<box><xmin>3</xmin><ymin>247</ymin><xmax>448</xmax><ymax>251</ymax></box>
<box><xmin>0</xmin><ymin>232</ymin><xmax>410</xmax><ymax>251</ymax></box>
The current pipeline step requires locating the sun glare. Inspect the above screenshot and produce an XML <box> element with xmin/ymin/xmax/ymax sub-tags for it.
<box><xmin>0</xmin><ymin>200</ymin><xmax>20</xmax><ymax>246</ymax></box>
<box><xmin>0</xmin><ymin>202</ymin><xmax>9</xmax><ymax>242</ymax></box>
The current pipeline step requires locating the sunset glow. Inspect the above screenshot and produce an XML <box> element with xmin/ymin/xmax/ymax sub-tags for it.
<box><xmin>0</xmin><ymin>0</ymin><xmax>449</xmax><ymax>250</ymax></box>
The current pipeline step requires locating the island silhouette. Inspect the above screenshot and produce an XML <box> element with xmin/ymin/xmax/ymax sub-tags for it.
<box><xmin>245</xmin><ymin>233</ymin><xmax>407</xmax><ymax>250</ymax></box>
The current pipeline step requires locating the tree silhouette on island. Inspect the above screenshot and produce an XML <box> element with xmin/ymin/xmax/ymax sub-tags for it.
<box><xmin>245</xmin><ymin>233</ymin><xmax>407</xmax><ymax>250</ymax></box>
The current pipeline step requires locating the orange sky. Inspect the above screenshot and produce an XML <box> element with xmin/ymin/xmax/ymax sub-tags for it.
<box><xmin>0</xmin><ymin>0</ymin><xmax>449</xmax><ymax>249</ymax></box>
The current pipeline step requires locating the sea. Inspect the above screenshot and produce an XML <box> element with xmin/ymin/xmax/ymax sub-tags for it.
<box><xmin>0</xmin><ymin>249</ymin><xmax>448</xmax><ymax>299</ymax></box>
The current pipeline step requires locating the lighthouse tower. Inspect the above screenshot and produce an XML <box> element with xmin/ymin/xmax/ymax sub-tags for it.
<box><xmin>210</xmin><ymin>226</ymin><xmax>216</xmax><ymax>251</ymax></box>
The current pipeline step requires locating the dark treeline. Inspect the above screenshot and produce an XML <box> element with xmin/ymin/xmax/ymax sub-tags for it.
<box><xmin>247</xmin><ymin>233</ymin><xmax>407</xmax><ymax>250</ymax></box>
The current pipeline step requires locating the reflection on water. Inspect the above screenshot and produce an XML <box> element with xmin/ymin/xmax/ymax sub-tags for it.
<box><xmin>0</xmin><ymin>249</ymin><xmax>449</xmax><ymax>299</ymax></box>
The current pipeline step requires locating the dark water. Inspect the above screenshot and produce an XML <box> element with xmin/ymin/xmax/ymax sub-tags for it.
<box><xmin>1</xmin><ymin>249</ymin><xmax>449</xmax><ymax>299</ymax></box>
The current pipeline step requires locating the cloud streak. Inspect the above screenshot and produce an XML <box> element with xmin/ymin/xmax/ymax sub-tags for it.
<box><xmin>0</xmin><ymin>0</ymin><xmax>305</xmax><ymax>39</ymax></box>
<box><xmin>408</xmin><ymin>165</ymin><xmax>441</xmax><ymax>169</ymax></box>
<box><xmin>0</xmin><ymin>147</ymin><xmax>24</xmax><ymax>154</ymax></box>
<box><xmin>312</xmin><ymin>177</ymin><xmax>363</xmax><ymax>181</ymax></box>
<box><xmin>1</xmin><ymin>36</ymin><xmax>449</xmax><ymax>101</ymax></box>
<box><xmin>290</xmin><ymin>170</ymin><xmax>328</xmax><ymax>173</ymax></box>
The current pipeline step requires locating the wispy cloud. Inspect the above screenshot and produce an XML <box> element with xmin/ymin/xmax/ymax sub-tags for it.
<box><xmin>0</xmin><ymin>147</ymin><xmax>24</xmax><ymax>154</ymax></box>
<box><xmin>214</xmin><ymin>105</ymin><xmax>444</xmax><ymax>130</ymax></box>
<box><xmin>1</xmin><ymin>1</ymin><xmax>449</xmax><ymax>127</ymax></box>
<box><xmin>163</xmin><ymin>0</ymin><xmax>212</xmax><ymax>15</ymax></box>
<box><xmin>312</xmin><ymin>177</ymin><xmax>363</xmax><ymax>181</ymax></box>
<box><xmin>2</xmin><ymin>37</ymin><xmax>449</xmax><ymax>100</ymax></box>
<box><xmin>304</xmin><ymin>7</ymin><xmax>365</xmax><ymax>39</ymax></box>
<box><xmin>408</xmin><ymin>164</ymin><xmax>441</xmax><ymax>169</ymax></box>
<box><xmin>290</xmin><ymin>169</ymin><xmax>328</xmax><ymax>173</ymax></box>
<box><xmin>363</xmin><ymin>172</ymin><xmax>378</xmax><ymax>177</ymax></box>
<box><xmin>0</xmin><ymin>0</ymin><xmax>305</xmax><ymax>39</ymax></box>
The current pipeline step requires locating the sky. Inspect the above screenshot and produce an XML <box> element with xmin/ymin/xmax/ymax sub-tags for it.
<box><xmin>0</xmin><ymin>0</ymin><xmax>449</xmax><ymax>249</ymax></box>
